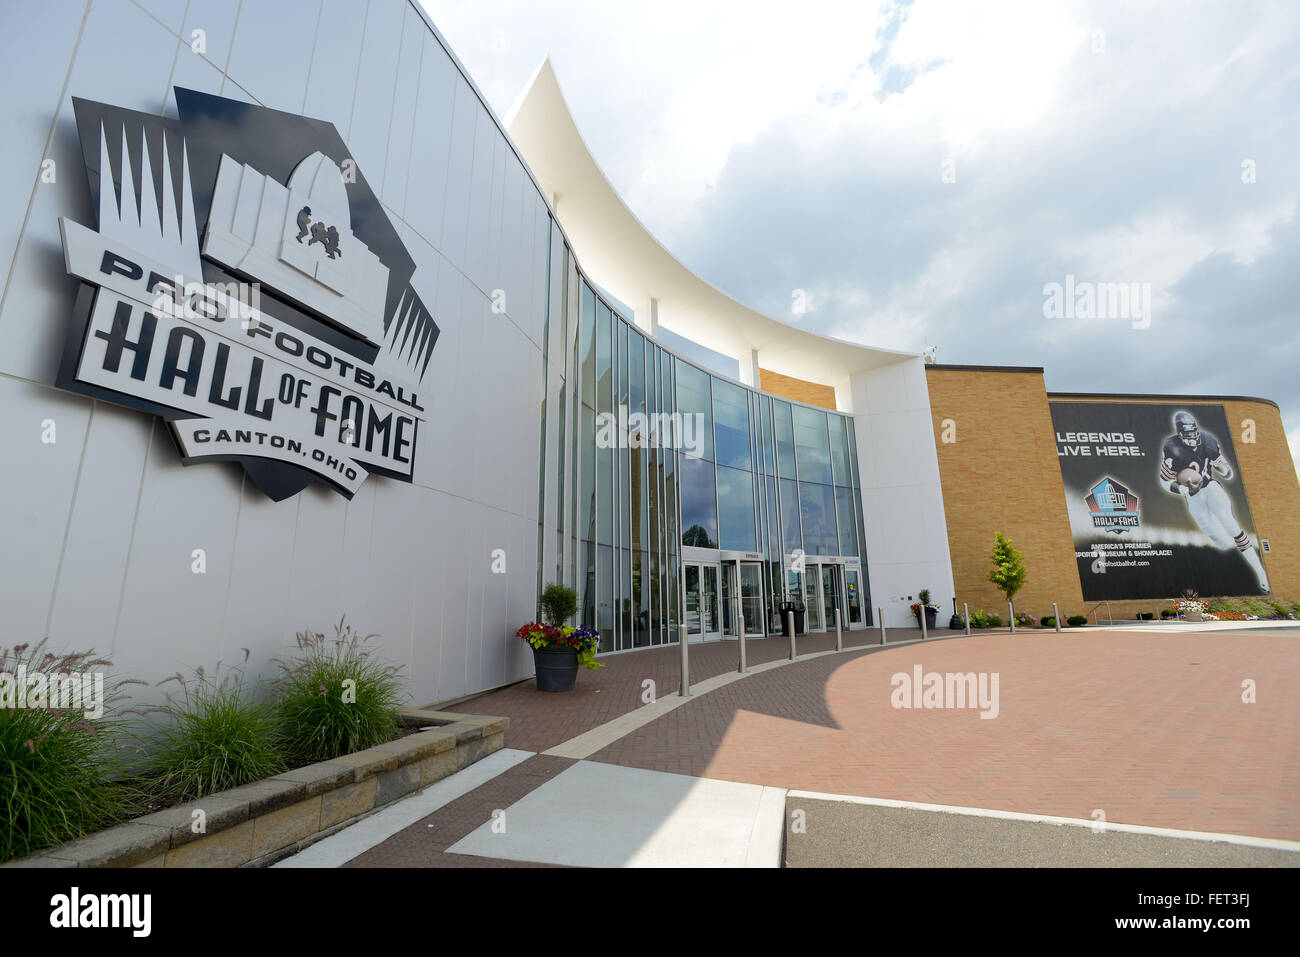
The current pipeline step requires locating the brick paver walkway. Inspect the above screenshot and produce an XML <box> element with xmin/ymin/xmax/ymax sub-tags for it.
<box><xmin>350</xmin><ymin>625</ymin><xmax>1298</xmax><ymax>865</ymax></box>
<box><xmin>593</xmin><ymin>629</ymin><xmax>1300</xmax><ymax>839</ymax></box>
<box><xmin>442</xmin><ymin>626</ymin><xmax>940</xmax><ymax>753</ymax></box>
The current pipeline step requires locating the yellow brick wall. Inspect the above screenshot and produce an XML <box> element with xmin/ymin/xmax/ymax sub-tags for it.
<box><xmin>759</xmin><ymin>368</ymin><xmax>837</xmax><ymax>411</ymax></box>
<box><xmin>925</xmin><ymin>367</ymin><xmax>1300</xmax><ymax>623</ymax></box>
<box><xmin>925</xmin><ymin>367</ymin><xmax>1085</xmax><ymax>623</ymax></box>
<box><xmin>1220</xmin><ymin>399</ymin><xmax>1300</xmax><ymax>603</ymax></box>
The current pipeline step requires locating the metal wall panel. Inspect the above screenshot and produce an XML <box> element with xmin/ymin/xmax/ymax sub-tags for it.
<box><xmin>224</xmin><ymin>0</ymin><xmax>321</xmax><ymax>111</ymax></box>
<box><xmin>301</xmin><ymin>0</ymin><xmax>369</xmax><ymax>136</ymax></box>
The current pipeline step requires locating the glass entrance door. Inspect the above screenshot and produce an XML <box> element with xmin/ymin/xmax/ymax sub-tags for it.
<box><xmin>739</xmin><ymin>562</ymin><xmax>765</xmax><ymax>637</ymax></box>
<box><xmin>720</xmin><ymin>563</ymin><xmax>736</xmax><ymax>638</ymax></box>
<box><xmin>684</xmin><ymin>562</ymin><xmax>721</xmax><ymax>642</ymax></box>
<box><xmin>844</xmin><ymin>568</ymin><xmax>863</xmax><ymax>628</ymax></box>
<box><xmin>821</xmin><ymin>564</ymin><xmax>840</xmax><ymax>631</ymax></box>
<box><xmin>805</xmin><ymin>565</ymin><xmax>824</xmax><ymax>631</ymax></box>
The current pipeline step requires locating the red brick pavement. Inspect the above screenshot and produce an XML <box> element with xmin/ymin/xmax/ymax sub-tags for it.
<box><xmin>445</xmin><ymin>626</ymin><xmax>945</xmax><ymax>753</ymax></box>
<box><xmin>349</xmin><ymin>626</ymin><xmax>1297</xmax><ymax>866</ymax></box>
<box><xmin>590</xmin><ymin>629</ymin><xmax>1300</xmax><ymax>840</ymax></box>
<box><xmin>351</xmin><ymin>628</ymin><xmax>943</xmax><ymax>867</ymax></box>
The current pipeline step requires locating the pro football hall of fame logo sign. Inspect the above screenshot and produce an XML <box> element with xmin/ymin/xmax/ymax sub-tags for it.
<box><xmin>1086</xmin><ymin>475</ymin><xmax>1141</xmax><ymax>534</ymax></box>
<box><xmin>57</xmin><ymin>88</ymin><xmax>440</xmax><ymax>501</ymax></box>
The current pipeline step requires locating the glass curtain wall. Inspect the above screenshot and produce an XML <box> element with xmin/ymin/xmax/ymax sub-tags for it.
<box><xmin>548</xmin><ymin>217</ymin><xmax>871</xmax><ymax>655</ymax></box>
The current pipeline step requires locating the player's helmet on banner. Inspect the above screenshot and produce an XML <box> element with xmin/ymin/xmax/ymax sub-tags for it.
<box><xmin>1174</xmin><ymin>410</ymin><xmax>1200</xmax><ymax>447</ymax></box>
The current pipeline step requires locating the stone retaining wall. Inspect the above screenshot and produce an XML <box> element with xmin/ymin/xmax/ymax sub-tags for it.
<box><xmin>4</xmin><ymin>709</ymin><xmax>507</xmax><ymax>868</ymax></box>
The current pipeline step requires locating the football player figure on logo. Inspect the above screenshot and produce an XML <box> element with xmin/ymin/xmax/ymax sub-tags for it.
<box><xmin>1160</xmin><ymin>411</ymin><xmax>1270</xmax><ymax>593</ymax></box>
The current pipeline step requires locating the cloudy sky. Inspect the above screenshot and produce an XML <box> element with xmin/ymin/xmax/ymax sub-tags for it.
<box><xmin>420</xmin><ymin>0</ymin><xmax>1300</xmax><ymax>477</ymax></box>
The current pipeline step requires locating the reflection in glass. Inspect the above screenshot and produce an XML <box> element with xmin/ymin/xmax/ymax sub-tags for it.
<box><xmin>845</xmin><ymin>568</ymin><xmax>863</xmax><ymax>625</ymax></box>
<box><xmin>793</xmin><ymin>406</ymin><xmax>832</xmax><ymax>485</ymax></box>
<box><xmin>596</xmin><ymin>302</ymin><xmax>612</xmax><ymax>415</ymax></box>
<box><xmin>787</xmin><ymin>568</ymin><xmax>803</xmax><ymax>609</ymax></box>
<box><xmin>675</xmin><ymin>361</ymin><xmax>713</xmax><ymax>460</ymax></box>
<box><xmin>835</xmin><ymin>486</ymin><xmax>857</xmax><ymax>556</ymax></box>
<box><xmin>739</xmin><ymin>563</ymin><xmax>764</xmax><ymax>636</ymax></box>
<box><xmin>821</xmin><ymin>565</ymin><xmax>838</xmax><ymax>630</ymax></box>
<box><xmin>829</xmin><ymin>414</ymin><xmax>852</xmax><ymax>487</ymax></box>
<box><xmin>679</xmin><ymin>456</ymin><xmax>718</xmax><ymax>548</ymax></box>
<box><xmin>799</xmin><ymin>482</ymin><xmax>838</xmax><ymax>555</ymax></box>
<box><xmin>580</xmin><ymin>284</ymin><xmax>595</xmax><ymax>408</ymax></box>
<box><xmin>712</xmin><ymin>378</ymin><xmax>751</xmax><ymax>470</ymax></box>
<box><xmin>597</xmin><ymin>544</ymin><xmax>614</xmax><ymax>651</ymax></box>
<box><xmin>779</xmin><ymin>478</ymin><xmax>801</xmax><ymax>556</ymax></box>
<box><xmin>702</xmin><ymin>565</ymin><xmax>719</xmax><ymax>633</ymax></box>
<box><xmin>805</xmin><ymin>567</ymin><xmax>823</xmax><ymax>631</ymax></box>
<box><xmin>685</xmin><ymin>564</ymin><xmax>702</xmax><ymax>634</ymax></box>
<box><xmin>720</xmin><ymin>563</ymin><xmax>735</xmax><ymax>637</ymax></box>
<box><xmin>774</xmin><ymin>401</ymin><xmax>796</xmax><ymax>479</ymax></box>
<box><xmin>717</xmin><ymin>465</ymin><xmax>757</xmax><ymax>552</ymax></box>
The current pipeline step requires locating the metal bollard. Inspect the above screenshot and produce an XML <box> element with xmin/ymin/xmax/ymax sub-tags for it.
<box><xmin>787</xmin><ymin>610</ymin><xmax>796</xmax><ymax>660</ymax></box>
<box><xmin>963</xmin><ymin>602</ymin><xmax>971</xmax><ymax>636</ymax></box>
<box><xmin>738</xmin><ymin>609</ymin><xmax>747</xmax><ymax>673</ymax></box>
<box><xmin>879</xmin><ymin>607</ymin><xmax>886</xmax><ymax>645</ymax></box>
<box><xmin>1008</xmin><ymin>601</ymin><xmax>1015</xmax><ymax>633</ymax></box>
<box><xmin>920</xmin><ymin>605</ymin><xmax>928</xmax><ymax>640</ymax></box>
<box><xmin>679</xmin><ymin>624</ymin><xmax>690</xmax><ymax>696</ymax></box>
<box><xmin>835</xmin><ymin>608</ymin><xmax>842</xmax><ymax>652</ymax></box>
<box><xmin>1052</xmin><ymin>603</ymin><xmax>1061</xmax><ymax>634</ymax></box>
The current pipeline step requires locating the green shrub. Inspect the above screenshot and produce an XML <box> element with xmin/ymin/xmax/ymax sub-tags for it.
<box><xmin>987</xmin><ymin>532</ymin><xmax>1027</xmax><ymax>602</ymax></box>
<box><xmin>969</xmin><ymin>608</ymin><xmax>990</xmax><ymax>629</ymax></box>
<box><xmin>1040</xmin><ymin>616</ymin><xmax>1057</xmax><ymax>628</ymax></box>
<box><xmin>986</xmin><ymin>614</ymin><xmax>1004</xmax><ymax>628</ymax></box>
<box><xmin>146</xmin><ymin>663</ymin><xmax>284</xmax><ymax>801</ymax></box>
<box><xmin>1</xmin><ymin>642</ymin><xmax>140</xmax><ymax>863</ymax></box>
<box><xmin>1067</xmin><ymin>615</ymin><xmax>1088</xmax><ymax>627</ymax></box>
<box><xmin>275</xmin><ymin>619</ymin><xmax>403</xmax><ymax>762</ymax></box>
<box><xmin>539</xmin><ymin>583</ymin><xmax>579</xmax><ymax>626</ymax></box>
<box><xmin>1241</xmin><ymin>598</ymin><xmax>1271</xmax><ymax>617</ymax></box>
<box><xmin>1267</xmin><ymin>600</ymin><xmax>1291</xmax><ymax>618</ymax></box>
<box><xmin>1160</xmin><ymin>609</ymin><xmax>1177</xmax><ymax>619</ymax></box>
<box><xmin>1138</xmin><ymin>612</ymin><xmax>1154</xmax><ymax>620</ymax></box>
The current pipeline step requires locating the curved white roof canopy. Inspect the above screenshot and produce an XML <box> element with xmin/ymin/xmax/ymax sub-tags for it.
<box><xmin>505</xmin><ymin>58</ymin><xmax>915</xmax><ymax>408</ymax></box>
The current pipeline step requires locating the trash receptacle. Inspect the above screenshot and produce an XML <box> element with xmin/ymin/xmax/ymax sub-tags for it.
<box><xmin>779</xmin><ymin>601</ymin><xmax>807</xmax><ymax>636</ymax></box>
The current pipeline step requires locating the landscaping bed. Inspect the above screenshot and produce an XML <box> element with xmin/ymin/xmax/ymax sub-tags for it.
<box><xmin>3</xmin><ymin>708</ymin><xmax>508</xmax><ymax>868</ymax></box>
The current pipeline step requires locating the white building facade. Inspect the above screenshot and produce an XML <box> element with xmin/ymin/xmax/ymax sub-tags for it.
<box><xmin>0</xmin><ymin>0</ymin><xmax>952</xmax><ymax>707</ymax></box>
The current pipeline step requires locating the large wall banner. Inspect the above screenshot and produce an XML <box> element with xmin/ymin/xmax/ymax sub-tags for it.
<box><xmin>1050</xmin><ymin>402</ymin><xmax>1271</xmax><ymax>600</ymax></box>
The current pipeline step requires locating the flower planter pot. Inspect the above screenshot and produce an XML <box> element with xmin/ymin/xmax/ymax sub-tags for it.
<box><xmin>914</xmin><ymin>608</ymin><xmax>938</xmax><ymax>630</ymax></box>
<box><xmin>532</xmin><ymin>644</ymin><xmax>579</xmax><ymax>692</ymax></box>
<box><xmin>1185</xmin><ymin>608</ymin><xmax>1203</xmax><ymax>622</ymax></box>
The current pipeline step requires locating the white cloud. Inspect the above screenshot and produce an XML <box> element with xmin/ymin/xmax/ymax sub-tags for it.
<box><xmin>421</xmin><ymin>0</ymin><xmax>1300</xmax><ymax>444</ymax></box>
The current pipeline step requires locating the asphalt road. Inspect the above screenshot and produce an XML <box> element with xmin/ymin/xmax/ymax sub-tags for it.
<box><xmin>783</xmin><ymin>799</ymin><xmax>1300</xmax><ymax>868</ymax></box>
